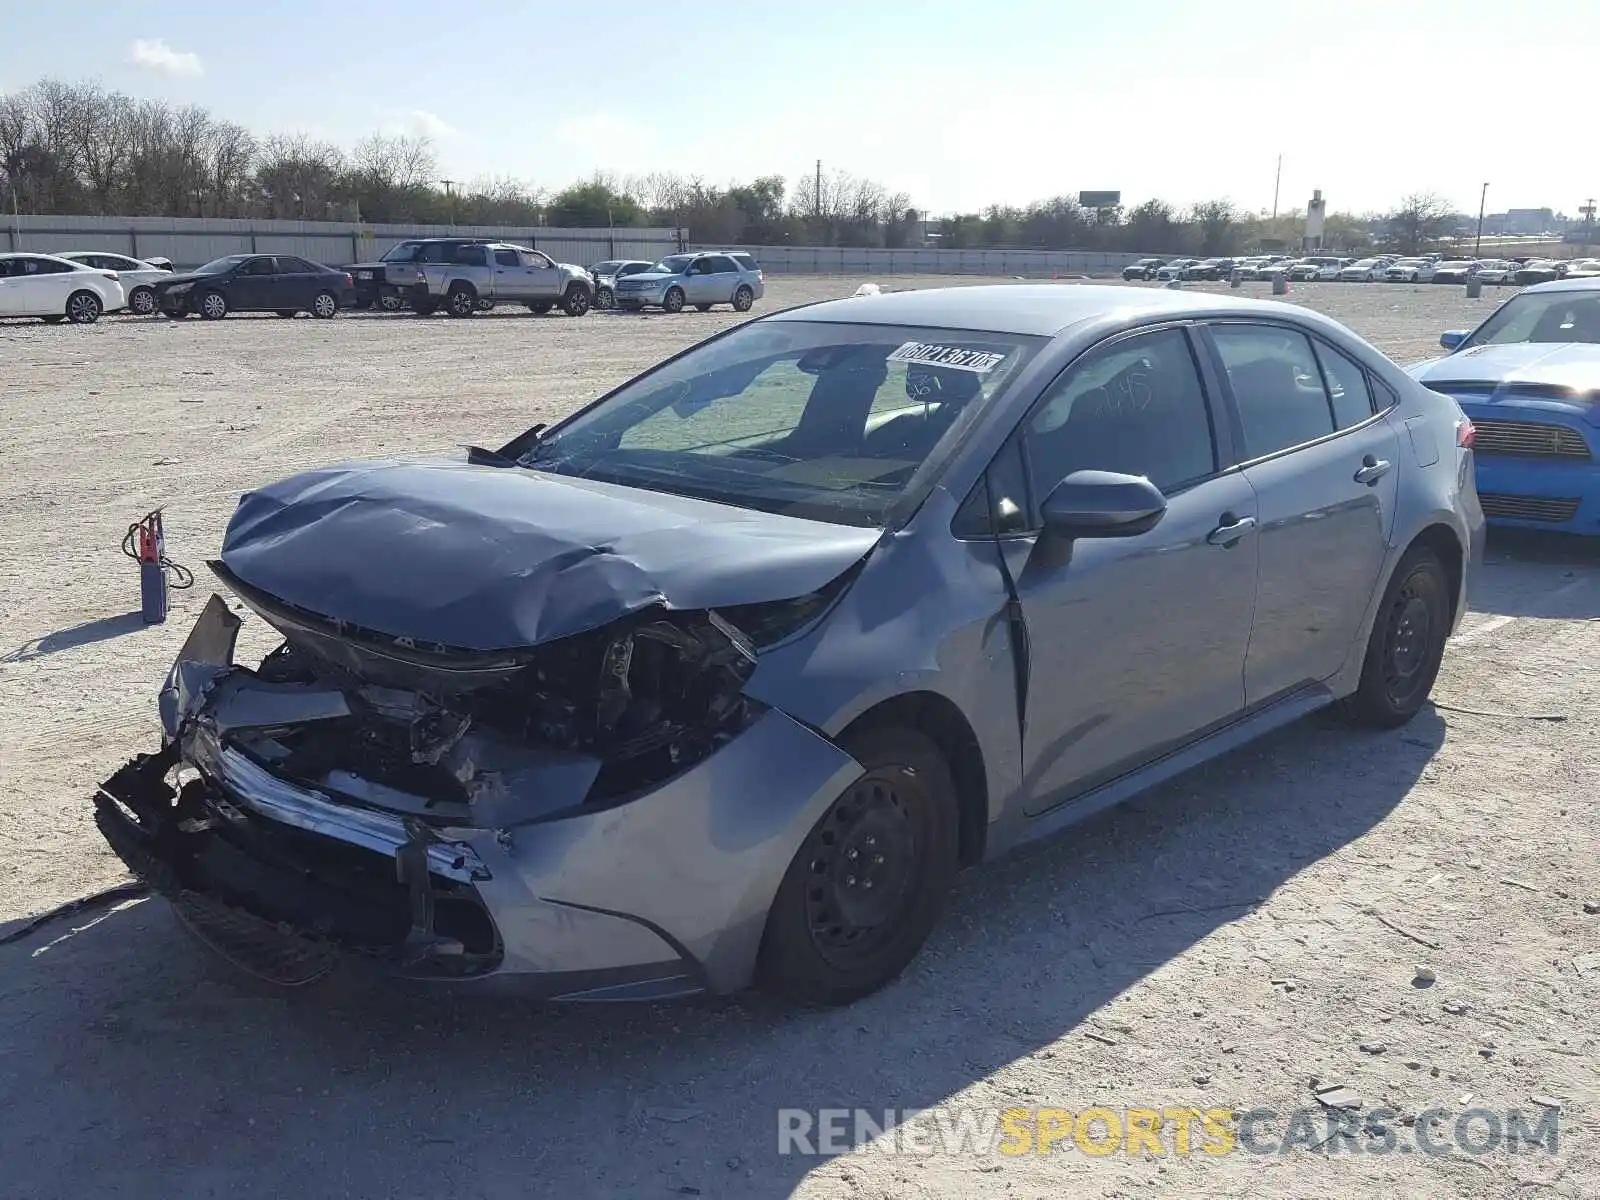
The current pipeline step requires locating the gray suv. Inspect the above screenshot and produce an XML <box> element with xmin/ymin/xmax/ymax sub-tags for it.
<box><xmin>612</xmin><ymin>251</ymin><xmax>764</xmax><ymax>313</ymax></box>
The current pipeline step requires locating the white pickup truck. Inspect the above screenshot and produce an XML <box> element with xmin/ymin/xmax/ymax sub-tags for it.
<box><xmin>409</xmin><ymin>242</ymin><xmax>594</xmax><ymax>317</ymax></box>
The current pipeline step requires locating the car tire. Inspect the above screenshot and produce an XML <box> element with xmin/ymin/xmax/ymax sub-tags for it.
<box><xmin>560</xmin><ymin>283</ymin><xmax>591</xmax><ymax>317</ymax></box>
<box><xmin>198</xmin><ymin>291</ymin><xmax>228</xmax><ymax>320</ymax></box>
<box><xmin>311</xmin><ymin>291</ymin><xmax>338</xmax><ymax>319</ymax></box>
<box><xmin>756</xmin><ymin>726</ymin><xmax>960</xmax><ymax>1006</ymax></box>
<box><xmin>733</xmin><ymin>285</ymin><xmax>755</xmax><ymax>312</ymax></box>
<box><xmin>129</xmin><ymin>286</ymin><xmax>157</xmax><ymax>316</ymax></box>
<box><xmin>66</xmin><ymin>290</ymin><xmax>103</xmax><ymax>324</ymax></box>
<box><xmin>378</xmin><ymin>292</ymin><xmax>405</xmax><ymax>312</ymax></box>
<box><xmin>275</xmin><ymin>310</ymin><xmax>297</xmax><ymax>318</ymax></box>
<box><xmin>595</xmin><ymin>287</ymin><xmax>615</xmax><ymax>310</ymax></box>
<box><xmin>1339</xmin><ymin>545</ymin><xmax>1451</xmax><ymax>729</ymax></box>
<box><xmin>662</xmin><ymin>286</ymin><xmax>685</xmax><ymax>314</ymax></box>
<box><xmin>445</xmin><ymin>284</ymin><xmax>477</xmax><ymax>318</ymax></box>
<box><xmin>528</xmin><ymin>300</ymin><xmax>554</xmax><ymax>315</ymax></box>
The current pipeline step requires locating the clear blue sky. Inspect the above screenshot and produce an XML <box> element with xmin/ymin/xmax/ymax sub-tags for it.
<box><xmin>2</xmin><ymin>0</ymin><xmax>1592</xmax><ymax>218</ymax></box>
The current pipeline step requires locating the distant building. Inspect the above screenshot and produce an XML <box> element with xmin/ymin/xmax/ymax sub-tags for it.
<box><xmin>1484</xmin><ymin>208</ymin><xmax>1555</xmax><ymax>236</ymax></box>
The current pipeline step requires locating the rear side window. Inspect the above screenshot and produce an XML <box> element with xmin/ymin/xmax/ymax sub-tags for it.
<box><xmin>731</xmin><ymin>253</ymin><xmax>758</xmax><ymax>272</ymax></box>
<box><xmin>30</xmin><ymin>257</ymin><xmax>74</xmax><ymax>274</ymax></box>
<box><xmin>494</xmin><ymin>250</ymin><xmax>520</xmax><ymax>267</ymax></box>
<box><xmin>1211</xmin><ymin>325</ymin><xmax>1335</xmax><ymax>458</ymax></box>
<box><xmin>1024</xmin><ymin>327</ymin><xmax>1217</xmax><ymax>496</ymax></box>
<box><xmin>241</xmin><ymin>258</ymin><xmax>277</xmax><ymax>276</ymax></box>
<box><xmin>1312</xmin><ymin>341</ymin><xmax>1376</xmax><ymax>429</ymax></box>
<box><xmin>453</xmin><ymin>245</ymin><xmax>488</xmax><ymax>267</ymax></box>
<box><xmin>277</xmin><ymin>257</ymin><xmax>317</xmax><ymax>273</ymax></box>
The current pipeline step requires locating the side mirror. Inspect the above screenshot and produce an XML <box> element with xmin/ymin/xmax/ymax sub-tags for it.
<box><xmin>1040</xmin><ymin>470</ymin><xmax>1167</xmax><ymax>539</ymax></box>
<box><xmin>1439</xmin><ymin>330</ymin><xmax>1468</xmax><ymax>351</ymax></box>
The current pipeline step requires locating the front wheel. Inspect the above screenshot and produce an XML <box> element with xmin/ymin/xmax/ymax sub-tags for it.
<box><xmin>732</xmin><ymin>285</ymin><xmax>755</xmax><ymax>312</ymax></box>
<box><xmin>129</xmin><ymin>286</ymin><xmax>157</xmax><ymax>316</ymax></box>
<box><xmin>757</xmin><ymin>727</ymin><xmax>959</xmax><ymax>1006</ymax></box>
<box><xmin>1339</xmin><ymin>545</ymin><xmax>1451</xmax><ymax>728</ymax></box>
<box><xmin>445</xmin><ymin>285</ymin><xmax>477</xmax><ymax>318</ymax></box>
<box><xmin>198</xmin><ymin>291</ymin><xmax>228</xmax><ymax>320</ymax></box>
<box><xmin>561</xmin><ymin>283</ymin><xmax>591</xmax><ymax>316</ymax></box>
<box><xmin>66</xmin><ymin>290</ymin><xmax>103</xmax><ymax>324</ymax></box>
<box><xmin>594</xmin><ymin>287</ymin><xmax>614</xmax><ymax>310</ymax></box>
<box><xmin>310</xmin><ymin>291</ymin><xmax>338</xmax><ymax>319</ymax></box>
<box><xmin>662</xmin><ymin>286</ymin><xmax>685</xmax><ymax>314</ymax></box>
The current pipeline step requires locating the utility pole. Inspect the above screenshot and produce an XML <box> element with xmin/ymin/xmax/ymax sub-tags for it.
<box><xmin>815</xmin><ymin>159</ymin><xmax>822</xmax><ymax>219</ymax></box>
<box><xmin>1272</xmin><ymin>154</ymin><xmax>1281</xmax><ymax>220</ymax></box>
<box><xmin>1475</xmin><ymin>182</ymin><xmax>1489</xmax><ymax>258</ymax></box>
<box><xmin>1581</xmin><ymin>198</ymin><xmax>1597</xmax><ymax>249</ymax></box>
<box><xmin>441</xmin><ymin>178</ymin><xmax>457</xmax><ymax>227</ymax></box>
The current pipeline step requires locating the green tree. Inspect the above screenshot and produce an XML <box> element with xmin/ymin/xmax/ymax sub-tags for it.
<box><xmin>547</xmin><ymin>176</ymin><xmax>645</xmax><ymax>227</ymax></box>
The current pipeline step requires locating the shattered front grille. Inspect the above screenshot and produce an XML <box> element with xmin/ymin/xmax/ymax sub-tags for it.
<box><xmin>1470</xmin><ymin>419</ymin><xmax>1590</xmax><ymax>460</ymax></box>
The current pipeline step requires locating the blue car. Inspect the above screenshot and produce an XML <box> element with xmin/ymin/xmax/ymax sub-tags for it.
<box><xmin>1409</xmin><ymin>277</ymin><xmax>1600</xmax><ymax>533</ymax></box>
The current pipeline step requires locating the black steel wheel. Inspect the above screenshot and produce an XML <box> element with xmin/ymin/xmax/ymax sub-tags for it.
<box><xmin>757</xmin><ymin>727</ymin><xmax>958</xmax><ymax>1005</ymax></box>
<box><xmin>1341</xmin><ymin>545</ymin><xmax>1451</xmax><ymax>728</ymax></box>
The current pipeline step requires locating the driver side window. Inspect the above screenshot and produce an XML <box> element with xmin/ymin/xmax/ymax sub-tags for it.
<box><xmin>1023</xmin><ymin>327</ymin><xmax>1217</xmax><ymax>499</ymax></box>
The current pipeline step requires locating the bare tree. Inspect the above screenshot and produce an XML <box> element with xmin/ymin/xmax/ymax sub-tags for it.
<box><xmin>1384</xmin><ymin>192</ymin><xmax>1455</xmax><ymax>254</ymax></box>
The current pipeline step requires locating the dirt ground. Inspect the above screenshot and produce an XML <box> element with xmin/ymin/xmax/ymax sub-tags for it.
<box><xmin>1</xmin><ymin>277</ymin><xmax>1595</xmax><ymax>1199</ymax></box>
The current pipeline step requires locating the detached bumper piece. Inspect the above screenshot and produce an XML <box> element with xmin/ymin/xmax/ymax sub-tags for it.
<box><xmin>93</xmin><ymin>747</ymin><xmax>502</xmax><ymax>986</ymax></box>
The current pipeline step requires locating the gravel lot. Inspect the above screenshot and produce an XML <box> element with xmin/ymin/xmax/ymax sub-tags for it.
<box><xmin>1</xmin><ymin>277</ymin><xmax>1595</xmax><ymax>1199</ymax></box>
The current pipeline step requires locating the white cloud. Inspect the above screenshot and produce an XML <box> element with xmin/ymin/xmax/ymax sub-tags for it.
<box><xmin>383</xmin><ymin>109</ymin><xmax>457</xmax><ymax>140</ymax></box>
<box><xmin>126</xmin><ymin>38</ymin><xmax>203</xmax><ymax>78</ymax></box>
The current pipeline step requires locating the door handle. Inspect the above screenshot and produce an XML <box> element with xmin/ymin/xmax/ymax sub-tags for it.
<box><xmin>1206</xmin><ymin>514</ymin><xmax>1256</xmax><ymax>547</ymax></box>
<box><xmin>1353</xmin><ymin>456</ymin><xmax>1392</xmax><ymax>486</ymax></box>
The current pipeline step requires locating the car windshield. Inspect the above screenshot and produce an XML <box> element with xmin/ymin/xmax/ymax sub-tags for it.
<box><xmin>650</xmin><ymin>255</ymin><xmax>695</xmax><ymax>274</ymax></box>
<box><xmin>590</xmin><ymin>261</ymin><xmax>622</xmax><ymax>273</ymax></box>
<box><xmin>519</xmin><ymin>320</ymin><xmax>1042</xmax><ymax>526</ymax></box>
<box><xmin>1462</xmin><ymin>290</ymin><xmax>1600</xmax><ymax>348</ymax></box>
<box><xmin>380</xmin><ymin>242</ymin><xmax>422</xmax><ymax>262</ymax></box>
<box><xmin>193</xmin><ymin>255</ymin><xmax>249</xmax><ymax>274</ymax></box>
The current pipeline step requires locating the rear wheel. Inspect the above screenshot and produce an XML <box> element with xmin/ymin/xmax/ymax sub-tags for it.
<box><xmin>757</xmin><ymin>727</ymin><xmax>959</xmax><ymax>1006</ymax></box>
<box><xmin>561</xmin><ymin>283</ymin><xmax>591</xmax><ymax>316</ymax></box>
<box><xmin>662</xmin><ymin>286</ymin><xmax>685</xmax><ymax>314</ymax></box>
<box><xmin>379</xmin><ymin>291</ymin><xmax>406</xmax><ymax>312</ymax></box>
<box><xmin>446</xmin><ymin>284</ymin><xmax>477</xmax><ymax>318</ymax></box>
<box><xmin>66</xmin><ymin>290</ymin><xmax>103</xmax><ymax>324</ymax></box>
<box><xmin>733</xmin><ymin>285</ymin><xmax>755</xmax><ymax>312</ymax></box>
<box><xmin>129</xmin><ymin>286</ymin><xmax>157</xmax><ymax>316</ymax></box>
<box><xmin>310</xmin><ymin>291</ymin><xmax>338</xmax><ymax>319</ymax></box>
<box><xmin>198</xmin><ymin>291</ymin><xmax>228</xmax><ymax>320</ymax></box>
<box><xmin>1340</xmin><ymin>545</ymin><xmax>1451</xmax><ymax>728</ymax></box>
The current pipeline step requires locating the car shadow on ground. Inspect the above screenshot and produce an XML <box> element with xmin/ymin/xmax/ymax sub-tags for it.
<box><xmin>1470</xmin><ymin>528</ymin><xmax>1600</xmax><ymax>620</ymax></box>
<box><xmin>0</xmin><ymin>611</ymin><xmax>145</xmax><ymax>664</ymax></box>
<box><xmin>0</xmin><ymin>707</ymin><xmax>1442</xmax><ymax>1199</ymax></box>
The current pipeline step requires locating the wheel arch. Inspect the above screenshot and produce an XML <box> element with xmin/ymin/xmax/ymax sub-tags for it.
<box><xmin>1407</xmin><ymin>521</ymin><xmax>1465</xmax><ymax>629</ymax></box>
<box><xmin>837</xmin><ymin>691</ymin><xmax>988</xmax><ymax>868</ymax></box>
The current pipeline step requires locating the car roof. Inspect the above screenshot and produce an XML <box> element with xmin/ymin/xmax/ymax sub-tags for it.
<box><xmin>0</xmin><ymin>251</ymin><xmax>79</xmax><ymax>264</ymax></box>
<box><xmin>1525</xmin><ymin>276</ymin><xmax>1600</xmax><ymax>294</ymax></box>
<box><xmin>770</xmin><ymin>283</ymin><xmax>1335</xmax><ymax>338</ymax></box>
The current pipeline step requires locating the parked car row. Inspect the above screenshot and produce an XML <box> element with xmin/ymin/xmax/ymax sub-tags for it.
<box><xmin>1124</xmin><ymin>251</ymin><xmax>1600</xmax><ymax>288</ymax></box>
<box><xmin>0</xmin><ymin>239</ymin><xmax>768</xmax><ymax>324</ymax></box>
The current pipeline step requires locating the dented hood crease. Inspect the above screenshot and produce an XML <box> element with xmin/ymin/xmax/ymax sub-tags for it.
<box><xmin>219</xmin><ymin>458</ymin><xmax>881</xmax><ymax>651</ymax></box>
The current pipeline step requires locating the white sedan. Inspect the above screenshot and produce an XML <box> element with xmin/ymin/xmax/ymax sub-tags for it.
<box><xmin>0</xmin><ymin>253</ymin><xmax>125</xmax><ymax>323</ymax></box>
<box><xmin>1383</xmin><ymin>257</ymin><xmax>1437</xmax><ymax>282</ymax></box>
<box><xmin>1338</xmin><ymin>257</ymin><xmax>1388</xmax><ymax>281</ymax></box>
<box><xmin>1471</xmin><ymin>259</ymin><xmax>1520</xmax><ymax>285</ymax></box>
<box><xmin>58</xmin><ymin>251</ymin><xmax>171</xmax><ymax>316</ymax></box>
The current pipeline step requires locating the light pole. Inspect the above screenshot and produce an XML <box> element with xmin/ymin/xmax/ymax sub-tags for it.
<box><xmin>1475</xmin><ymin>182</ymin><xmax>1489</xmax><ymax>258</ymax></box>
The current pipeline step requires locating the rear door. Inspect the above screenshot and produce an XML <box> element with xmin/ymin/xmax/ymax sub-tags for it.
<box><xmin>492</xmin><ymin>248</ymin><xmax>526</xmax><ymax>299</ymax></box>
<box><xmin>274</xmin><ymin>256</ymin><xmax>322</xmax><ymax>308</ymax></box>
<box><xmin>993</xmin><ymin>324</ymin><xmax>1260</xmax><ymax>813</ymax></box>
<box><xmin>1202</xmin><ymin>322</ymin><xmax>1401</xmax><ymax>704</ymax></box>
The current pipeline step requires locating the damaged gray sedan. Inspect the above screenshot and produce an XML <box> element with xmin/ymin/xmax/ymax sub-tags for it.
<box><xmin>95</xmin><ymin>285</ymin><xmax>1482</xmax><ymax>1005</ymax></box>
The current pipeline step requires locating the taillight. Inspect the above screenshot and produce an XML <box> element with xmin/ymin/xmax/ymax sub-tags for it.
<box><xmin>1458</xmin><ymin>419</ymin><xmax>1476</xmax><ymax>448</ymax></box>
<box><xmin>344</xmin><ymin>273</ymin><xmax>354</xmax><ymax>286</ymax></box>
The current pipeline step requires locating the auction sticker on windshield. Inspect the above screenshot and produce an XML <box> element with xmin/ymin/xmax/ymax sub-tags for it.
<box><xmin>887</xmin><ymin>342</ymin><xmax>1009</xmax><ymax>373</ymax></box>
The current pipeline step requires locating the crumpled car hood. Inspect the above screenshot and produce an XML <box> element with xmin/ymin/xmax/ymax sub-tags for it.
<box><xmin>218</xmin><ymin>457</ymin><xmax>880</xmax><ymax>651</ymax></box>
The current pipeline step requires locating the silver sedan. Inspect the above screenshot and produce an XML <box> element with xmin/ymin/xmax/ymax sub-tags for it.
<box><xmin>95</xmin><ymin>285</ymin><xmax>1484</xmax><ymax>1005</ymax></box>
